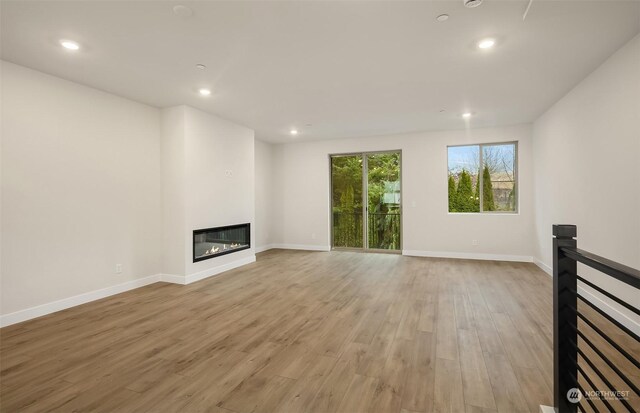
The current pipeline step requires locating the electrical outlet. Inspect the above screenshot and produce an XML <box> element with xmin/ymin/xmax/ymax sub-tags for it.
<box><xmin>472</xmin><ymin>240</ymin><xmax>479</xmax><ymax>246</ymax></box>
<box><xmin>115</xmin><ymin>264</ymin><xmax>123</xmax><ymax>274</ymax></box>
<box><xmin>224</xmin><ymin>170</ymin><xmax>233</xmax><ymax>178</ymax></box>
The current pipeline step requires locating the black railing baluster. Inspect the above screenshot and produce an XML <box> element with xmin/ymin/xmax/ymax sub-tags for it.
<box><xmin>577</xmin><ymin>329</ymin><xmax>640</xmax><ymax>396</ymax></box>
<box><xmin>577</xmin><ymin>275</ymin><xmax>640</xmax><ymax>317</ymax></box>
<box><xmin>578</xmin><ymin>384</ymin><xmax>598</xmax><ymax>413</ymax></box>
<box><xmin>576</xmin><ymin>312</ymin><xmax>640</xmax><ymax>370</ymax></box>
<box><xmin>553</xmin><ymin>224</ymin><xmax>579</xmax><ymax>413</ymax></box>
<box><xmin>577</xmin><ymin>348</ymin><xmax>636</xmax><ymax>413</ymax></box>
<box><xmin>577</xmin><ymin>364</ymin><xmax>615</xmax><ymax>412</ymax></box>
<box><xmin>552</xmin><ymin>224</ymin><xmax>640</xmax><ymax>413</ymax></box>
<box><xmin>577</xmin><ymin>294</ymin><xmax>640</xmax><ymax>343</ymax></box>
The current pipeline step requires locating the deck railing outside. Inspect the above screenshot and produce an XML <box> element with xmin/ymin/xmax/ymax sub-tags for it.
<box><xmin>332</xmin><ymin>212</ymin><xmax>400</xmax><ymax>250</ymax></box>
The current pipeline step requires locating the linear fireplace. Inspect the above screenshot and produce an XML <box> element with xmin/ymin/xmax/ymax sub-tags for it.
<box><xmin>193</xmin><ymin>223</ymin><xmax>250</xmax><ymax>262</ymax></box>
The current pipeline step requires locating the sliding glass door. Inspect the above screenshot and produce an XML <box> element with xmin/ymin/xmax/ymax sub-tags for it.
<box><xmin>331</xmin><ymin>154</ymin><xmax>364</xmax><ymax>248</ymax></box>
<box><xmin>366</xmin><ymin>152</ymin><xmax>401</xmax><ymax>250</ymax></box>
<box><xmin>331</xmin><ymin>151</ymin><xmax>401</xmax><ymax>251</ymax></box>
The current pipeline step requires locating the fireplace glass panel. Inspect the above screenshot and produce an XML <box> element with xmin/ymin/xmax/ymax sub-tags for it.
<box><xmin>193</xmin><ymin>223</ymin><xmax>250</xmax><ymax>262</ymax></box>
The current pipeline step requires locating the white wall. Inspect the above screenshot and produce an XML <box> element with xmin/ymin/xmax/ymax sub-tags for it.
<box><xmin>183</xmin><ymin>106</ymin><xmax>255</xmax><ymax>277</ymax></box>
<box><xmin>1</xmin><ymin>61</ymin><xmax>162</xmax><ymax>315</ymax></box>
<box><xmin>270</xmin><ymin>124</ymin><xmax>535</xmax><ymax>260</ymax></box>
<box><xmin>1</xmin><ymin>64</ymin><xmax>256</xmax><ymax>321</ymax></box>
<box><xmin>160</xmin><ymin>105</ymin><xmax>256</xmax><ymax>279</ymax></box>
<box><xmin>533</xmin><ymin>34</ymin><xmax>640</xmax><ymax>321</ymax></box>
<box><xmin>255</xmin><ymin>139</ymin><xmax>274</xmax><ymax>251</ymax></box>
<box><xmin>3</xmin><ymin>32</ymin><xmax>637</xmax><ymax>326</ymax></box>
<box><xmin>160</xmin><ymin>106</ymin><xmax>186</xmax><ymax>276</ymax></box>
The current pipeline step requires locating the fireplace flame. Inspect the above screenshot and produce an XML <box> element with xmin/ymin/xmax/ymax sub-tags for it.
<box><xmin>204</xmin><ymin>243</ymin><xmax>244</xmax><ymax>256</ymax></box>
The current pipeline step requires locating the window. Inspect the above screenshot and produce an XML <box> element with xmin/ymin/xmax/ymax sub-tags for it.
<box><xmin>447</xmin><ymin>142</ymin><xmax>517</xmax><ymax>213</ymax></box>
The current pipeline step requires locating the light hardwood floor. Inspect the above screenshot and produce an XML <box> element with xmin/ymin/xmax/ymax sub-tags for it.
<box><xmin>0</xmin><ymin>250</ymin><xmax>558</xmax><ymax>413</ymax></box>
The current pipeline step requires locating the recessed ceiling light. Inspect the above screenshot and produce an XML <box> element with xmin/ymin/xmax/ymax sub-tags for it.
<box><xmin>436</xmin><ymin>14</ymin><xmax>449</xmax><ymax>22</ymax></box>
<box><xmin>462</xmin><ymin>112</ymin><xmax>473</xmax><ymax>118</ymax></box>
<box><xmin>196</xmin><ymin>64</ymin><xmax>206</xmax><ymax>70</ymax></box>
<box><xmin>173</xmin><ymin>5</ymin><xmax>193</xmax><ymax>17</ymax></box>
<box><xmin>464</xmin><ymin>0</ymin><xmax>483</xmax><ymax>8</ymax></box>
<box><xmin>478</xmin><ymin>38</ymin><xmax>496</xmax><ymax>49</ymax></box>
<box><xmin>198</xmin><ymin>88</ymin><xmax>211</xmax><ymax>96</ymax></box>
<box><xmin>290</xmin><ymin>129</ymin><xmax>299</xmax><ymax>136</ymax></box>
<box><xmin>60</xmin><ymin>40</ymin><xmax>80</xmax><ymax>51</ymax></box>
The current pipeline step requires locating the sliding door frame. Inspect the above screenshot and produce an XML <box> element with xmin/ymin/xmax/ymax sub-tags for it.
<box><xmin>329</xmin><ymin>150</ymin><xmax>402</xmax><ymax>254</ymax></box>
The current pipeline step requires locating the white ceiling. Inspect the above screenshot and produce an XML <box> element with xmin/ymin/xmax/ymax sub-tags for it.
<box><xmin>2</xmin><ymin>1</ymin><xmax>639</xmax><ymax>143</ymax></box>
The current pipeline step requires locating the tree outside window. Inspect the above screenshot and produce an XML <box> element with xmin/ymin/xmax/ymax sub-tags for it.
<box><xmin>447</xmin><ymin>142</ymin><xmax>517</xmax><ymax>213</ymax></box>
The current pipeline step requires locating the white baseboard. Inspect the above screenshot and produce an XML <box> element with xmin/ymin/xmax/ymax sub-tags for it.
<box><xmin>185</xmin><ymin>255</ymin><xmax>256</xmax><ymax>284</ymax></box>
<box><xmin>270</xmin><ymin>243</ymin><xmax>331</xmax><ymax>252</ymax></box>
<box><xmin>159</xmin><ymin>273</ymin><xmax>186</xmax><ymax>285</ymax></box>
<box><xmin>534</xmin><ymin>257</ymin><xmax>552</xmax><ymax>275</ymax></box>
<box><xmin>402</xmin><ymin>249</ymin><xmax>533</xmax><ymax>263</ymax></box>
<box><xmin>160</xmin><ymin>255</ymin><xmax>257</xmax><ymax>285</ymax></box>
<box><xmin>0</xmin><ymin>274</ymin><xmax>161</xmax><ymax>328</ymax></box>
<box><xmin>255</xmin><ymin>244</ymin><xmax>275</xmax><ymax>253</ymax></box>
<box><xmin>534</xmin><ymin>256</ymin><xmax>640</xmax><ymax>336</ymax></box>
<box><xmin>0</xmin><ymin>255</ymin><xmax>258</xmax><ymax>328</ymax></box>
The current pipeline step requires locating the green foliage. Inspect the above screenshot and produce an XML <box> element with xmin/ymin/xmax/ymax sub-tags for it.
<box><xmin>367</xmin><ymin>154</ymin><xmax>399</xmax><ymax>211</ymax></box>
<box><xmin>332</xmin><ymin>156</ymin><xmax>363</xmax><ymax>213</ymax></box>
<box><xmin>449</xmin><ymin>143</ymin><xmax>517</xmax><ymax>213</ymax></box>
<box><xmin>473</xmin><ymin>170</ymin><xmax>480</xmax><ymax>211</ymax></box>
<box><xmin>367</xmin><ymin>153</ymin><xmax>400</xmax><ymax>249</ymax></box>
<box><xmin>340</xmin><ymin>185</ymin><xmax>355</xmax><ymax>211</ymax></box>
<box><xmin>453</xmin><ymin>170</ymin><xmax>478</xmax><ymax>212</ymax></box>
<box><xmin>331</xmin><ymin>153</ymin><xmax>400</xmax><ymax>250</ymax></box>
<box><xmin>482</xmin><ymin>166</ymin><xmax>495</xmax><ymax>211</ymax></box>
<box><xmin>448</xmin><ymin>169</ymin><xmax>480</xmax><ymax>213</ymax></box>
<box><xmin>332</xmin><ymin>156</ymin><xmax>363</xmax><ymax>248</ymax></box>
<box><xmin>448</xmin><ymin>175</ymin><xmax>456</xmax><ymax>211</ymax></box>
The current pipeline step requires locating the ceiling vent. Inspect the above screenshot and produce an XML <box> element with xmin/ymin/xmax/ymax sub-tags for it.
<box><xmin>463</xmin><ymin>0</ymin><xmax>483</xmax><ymax>8</ymax></box>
